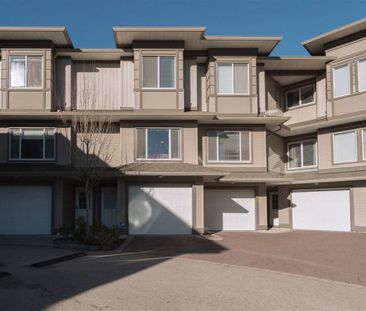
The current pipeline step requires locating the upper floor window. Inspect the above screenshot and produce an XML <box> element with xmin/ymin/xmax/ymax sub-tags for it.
<box><xmin>333</xmin><ymin>130</ymin><xmax>357</xmax><ymax>164</ymax></box>
<box><xmin>286</xmin><ymin>85</ymin><xmax>315</xmax><ymax>109</ymax></box>
<box><xmin>358</xmin><ymin>59</ymin><xmax>366</xmax><ymax>92</ymax></box>
<box><xmin>9</xmin><ymin>55</ymin><xmax>43</xmax><ymax>88</ymax></box>
<box><xmin>136</xmin><ymin>128</ymin><xmax>181</xmax><ymax>160</ymax></box>
<box><xmin>217</xmin><ymin>63</ymin><xmax>249</xmax><ymax>95</ymax></box>
<box><xmin>208</xmin><ymin>130</ymin><xmax>251</xmax><ymax>162</ymax></box>
<box><xmin>9</xmin><ymin>128</ymin><xmax>55</xmax><ymax>161</ymax></box>
<box><xmin>288</xmin><ymin>140</ymin><xmax>317</xmax><ymax>169</ymax></box>
<box><xmin>333</xmin><ymin>64</ymin><xmax>350</xmax><ymax>98</ymax></box>
<box><xmin>142</xmin><ymin>56</ymin><xmax>175</xmax><ymax>89</ymax></box>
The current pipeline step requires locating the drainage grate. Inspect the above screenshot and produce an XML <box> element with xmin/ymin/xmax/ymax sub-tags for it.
<box><xmin>29</xmin><ymin>252</ymin><xmax>87</xmax><ymax>268</ymax></box>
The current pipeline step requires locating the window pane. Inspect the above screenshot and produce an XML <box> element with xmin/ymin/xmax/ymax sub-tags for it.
<box><xmin>234</xmin><ymin>63</ymin><xmax>248</xmax><ymax>94</ymax></box>
<box><xmin>363</xmin><ymin>129</ymin><xmax>366</xmax><ymax>160</ymax></box>
<box><xmin>286</xmin><ymin>89</ymin><xmax>300</xmax><ymax>108</ymax></box>
<box><xmin>240</xmin><ymin>131</ymin><xmax>250</xmax><ymax>161</ymax></box>
<box><xmin>10</xmin><ymin>56</ymin><xmax>25</xmax><ymax>87</ymax></box>
<box><xmin>170</xmin><ymin>129</ymin><xmax>180</xmax><ymax>159</ymax></box>
<box><xmin>136</xmin><ymin>128</ymin><xmax>146</xmax><ymax>159</ymax></box>
<box><xmin>78</xmin><ymin>191</ymin><xmax>87</xmax><ymax>209</ymax></box>
<box><xmin>218</xmin><ymin>64</ymin><xmax>233</xmax><ymax>94</ymax></box>
<box><xmin>301</xmin><ymin>85</ymin><xmax>314</xmax><ymax>105</ymax></box>
<box><xmin>334</xmin><ymin>131</ymin><xmax>357</xmax><ymax>163</ymax></box>
<box><xmin>45</xmin><ymin>129</ymin><xmax>55</xmax><ymax>159</ymax></box>
<box><xmin>334</xmin><ymin>65</ymin><xmax>350</xmax><ymax>97</ymax></box>
<box><xmin>359</xmin><ymin>59</ymin><xmax>366</xmax><ymax>92</ymax></box>
<box><xmin>21</xmin><ymin>129</ymin><xmax>44</xmax><ymax>159</ymax></box>
<box><xmin>208</xmin><ymin>131</ymin><xmax>217</xmax><ymax>161</ymax></box>
<box><xmin>159</xmin><ymin>56</ymin><xmax>175</xmax><ymax>88</ymax></box>
<box><xmin>218</xmin><ymin>131</ymin><xmax>240</xmax><ymax>161</ymax></box>
<box><xmin>289</xmin><ymin>143</ymin><xmax>301</xmax><ymax>168</ymax></box>
<box><xmin>147</xmin><ymin>129</ymin><xmax>169</xmax><ymax>159</ymax></box>
<box><xmin>27</xmin><ymin>56</ymin><xmax>42</xmax><ymax>87</ymax></box>
<box><xmin>303</xmin><ymin>141</ymin><xmax>316</xmax><ymax>166</ymax></box>
<box><xmin>10</xmin><ymin>129</ymin><xmax>20</xmax><ymax>159</ymax></box>
<box><xmin>143</xmin><ymin>56</ymin><xmax>158</xmax><ymax>88</ymax></box>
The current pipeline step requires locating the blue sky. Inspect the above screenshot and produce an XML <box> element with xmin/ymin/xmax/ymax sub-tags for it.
<box><xmin>0</xmin><ymin>0</ymin><xmax>365</xmax><ymax>55</ymax></box>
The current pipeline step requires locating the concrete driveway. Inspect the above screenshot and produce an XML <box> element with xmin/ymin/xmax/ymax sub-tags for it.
<box><xmin>0</xmin><ymin>232</ymin><xmax>365</xmax><ymax>310</ymax></box>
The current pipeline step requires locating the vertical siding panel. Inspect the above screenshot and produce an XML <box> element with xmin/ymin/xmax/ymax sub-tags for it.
<box><xmin>121</xmin><ymin>58</ymin><xmax>134</xmax><ymax>109</ymax></box>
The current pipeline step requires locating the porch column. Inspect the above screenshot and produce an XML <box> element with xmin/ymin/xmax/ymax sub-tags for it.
<box><xmin>53</xmin><ymin>179</ymin><xmax>64</xmax><ymax>231</ymax></box>
<box><xmin>256</xmin><ymin>184</ymin><xmax>268</xmax><ymax>230</ymax></box>
<box><xmin>278</xmin><ymin>185</ymin><xmax>292</xmax><ymax>228</ymax></box>
<box><xmin>117</xmin><ymin>178</ymin><xmax>128</xmax><ymax>232</ymax></box>
<box><xmin>192</xmin><ymin>184</ymin><xmax>204</xmax><ymax>234</ymax></box>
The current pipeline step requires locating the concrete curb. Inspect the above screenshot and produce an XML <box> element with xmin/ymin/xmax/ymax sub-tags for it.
<box><xmin>176</xmin><ymin>256</ymin><xmax>366</xmax><ymax>290</ymax></box>
<box><xmin>117</xmin><ymin>236</ymin><xmax>134</xmax><ymax>253</ymax></box>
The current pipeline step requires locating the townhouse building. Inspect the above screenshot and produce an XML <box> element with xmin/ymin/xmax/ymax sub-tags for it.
<box><xmin>0</xmin><ymin>19</ymin><xmax>366</xmax><ymax>235</ymax></box>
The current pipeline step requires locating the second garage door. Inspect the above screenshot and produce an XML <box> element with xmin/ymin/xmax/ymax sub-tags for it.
<box><xmin>205</xmin><ymin>189</ymin><xmax>256</xmax><ymax>231</ymax></box>
<box><xmin>128</xmin><ymin>185</ymin><xmax>192</xmax><ymax>235</ymax></box>
<box><xmin>292</xmin><ymin>189</ymin><xmax>351</xmax><ymax>232</ymax></box>
<box><xmin>0</xmin><ymin>186</ymin><xmax>52</xmax><ymax>235</ymax></box>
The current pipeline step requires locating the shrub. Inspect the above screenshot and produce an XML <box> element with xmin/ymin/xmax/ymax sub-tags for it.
<box><xmin>86</xmin><ymin>224</ymin><xmax>121</xmax><ymax>250</ymax></box>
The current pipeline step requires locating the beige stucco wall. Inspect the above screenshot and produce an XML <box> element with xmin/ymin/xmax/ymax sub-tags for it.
<box><xmin>141</xmin><ymin>91</ymin><xmax>177</xmax><ymax>109</ymax></box>
<box><xmin>1</xmin><ymin>49</ymin><xmax>53</xmax><ymax>111</ymax></box>
<box><xmin>278</xmin><ymin>185</ymin><xmax>291</xmax><ymax>228</ymax></box>
<box><xmin>120</xmin><ymin>121</ymin><xmax>198</xmax><ymax>165</ymax></box>
<box><xmin>216</xmin><ymin>96</ymin><xmax>252</xmax><ymax>113</ymax></box>
<box><xmin>352</xmin><ymin>186</ymin><xmax>366</xmax><ymax>229</ymax></box>
<box><xmin>283</xmin><ymin>104</ymin><xmax>317</xmax><ymax>125</ymax></box>
<box><xmin>333</xmin><ymin>92</ymin><xmax>366</xmax><ymax>116</ymax></box>
<box><xmin>267</xmin><ymin>132</ymin><xmax>285</xmax><ymax>174</ymax></box>
<box><xmin>326</xmin><ymin>37</ymin><xmax>366</xmax><ymax>58</ymax></box>
<box><xmin>265</xmin><ymin>75</ymin><xmax>282</xmax><ymax>112</ymax></box>
<box><xmin>200</xmin><ymin>125</ymin><xmax>266</xmax><ymax>169</ymax></box>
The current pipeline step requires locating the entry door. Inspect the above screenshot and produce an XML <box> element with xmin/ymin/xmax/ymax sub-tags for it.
<box><xmin>75</xmin><ymin>188</ymin><xmax>92</xmax><ymax>225</ymax></box>
<box><xmin>269</xmin><ymin>192</ymin><xmax>279</xmax><ymax>227</ymax></box>
<box><xmin>101</xmin><ymin>187</ymin><xmax>117</xmax><ymax>227</ymax></box>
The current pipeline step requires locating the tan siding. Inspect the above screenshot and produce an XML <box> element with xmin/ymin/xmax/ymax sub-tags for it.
<box><xmin>121</xmin><ymin>58</ymin><xmax>134</xmax><ymax>109</ymax></box>
<box><xmin>267</xmin><ymin>133</ymin><xmax>285</xmax><ymax>174</ymax></box>
<box><xmin>353</xmin><ymin>186</ymin><xmax>366</xmax><ymax>228</ymax></box>
<box><xmin>326</xmin><ymin>37</ymin><xmax>366</xmax><ymax>58</ymax></box>
<box><xmin>72</xmin><ymin>61</ymin><xmax>121</xmax><ymax>110</ymax></box>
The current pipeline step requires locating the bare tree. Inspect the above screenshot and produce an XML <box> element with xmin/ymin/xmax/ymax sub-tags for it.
<box><xmin>58</xmin><ymin>61</ymin><xmax>116</xmax><ymax>233</ymax></box>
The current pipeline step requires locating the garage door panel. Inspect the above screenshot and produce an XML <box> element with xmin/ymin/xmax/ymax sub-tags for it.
<box><xmin>129</xmin><ymin>186</ymin><xmax>192</xmax><ymax>235</ymax></box>
<box><xmin>0</xmin><ymin>186</ymin><xmax>52</xmax><ymax>235</ymax></box>
<box><xmin>292</xmin><ymin>190</ymin><xmax>351</xmax><ymax>232</ymax></box>
<box><xmin>205</xmin><ymin>189</ymin><xmax>255</xmax><ymax>231</ymax></box>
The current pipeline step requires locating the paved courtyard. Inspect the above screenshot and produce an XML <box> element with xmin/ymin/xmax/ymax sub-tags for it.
<box><xmin>0</xmin><ymin>231</ymin><xmax>365</xmax><ymax>310</ymax></box>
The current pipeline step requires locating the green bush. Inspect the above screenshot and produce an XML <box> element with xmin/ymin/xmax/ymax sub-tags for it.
<box><xmin>73</xmin><ymin>217</ymin><xmax>87</xmax><ymax>241</ymax></box>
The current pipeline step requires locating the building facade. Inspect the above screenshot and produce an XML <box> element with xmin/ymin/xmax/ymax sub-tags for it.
<box><xmin>1</xmin><ymin>19</ymin><xmax>366</xmax><ymax>235</ymax></box>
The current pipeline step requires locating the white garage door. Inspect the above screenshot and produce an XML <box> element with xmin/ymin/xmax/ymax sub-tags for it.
<box><xmin>292</xmin><ymin>189</ymin><xmax>351</xmax><ymax>232</ymax></box>
<box><xmin>0</xmin><ymin>186</ymin><xmax>52</xmax><ymax>235</ymax></box>
<box><xmin>205</xmin><ymin>189</ymin><xmax>256</xmax><ymax>231</ymax></box>
<box><xmin>128</xmin><ymin>185</ymin><xmax>192</xmax><ymax>235</ymax></box>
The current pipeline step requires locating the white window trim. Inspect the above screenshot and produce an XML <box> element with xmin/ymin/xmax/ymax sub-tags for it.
<box><xmin>285</xmin><ymin>84</ymin><xmax>316</xmax><ymax>110</ymax></box>
<box><xmin>333</xmin><ymin>64</ymin><xmax>351</xmax><ymax>98</ymax></box>
<box><xmin>136</xmin><ymin>127</ymin><xmax>181</xmax><ymax>161</ymax></box>
<box><xmin>287</xmin><ymin>139</ymin><xmax>318</xmax><ymax>170</ymax></box>
<box><xmin>357</xmin><ymin>58</ymin><xmax>366</xmax><ymax>93</ymax></box>
<box><xmin>362</xmin><ymin>128</ymin><xmax>366</xmax><ymax>161</ymax></box>
<box><xmin>141</xmin><ymin>56</ymin><xmax>176</xmax><ymax>90</ymax></box>
<box><xmin>332</xmin><ymin>129</ymin><xmax>358</xmax><ymax>164</ymax></box>
<box><xmin>216</xmin><ymin>62</ymin><xmax>250</xmax><ymax>96</ymax></box>
<box><xmin>8</xmin><ymin>127</ymin><xmax>56</xmax><ymax>161</ymax></box>
<box><xmin>8</xmin><ymin>55</ymin><xmax>43</xmax><ymax>89</ymax></box>
<box><xmin>207</xmin><ymin>130</ymin><xmax>252</xmax><ymax>163</ymax></box>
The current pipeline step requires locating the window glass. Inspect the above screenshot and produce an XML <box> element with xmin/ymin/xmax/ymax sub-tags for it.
<box><xmin>240</xmin><ymin>131</ymin><xmax>250</xmax><ymax>161</ymax></box>
<box><xmin>159</xmin><ymin>56</ymin><xmax>175</xmax><ymax>88</ymax></box>
<box><xmin>301</xmin><ymin>85</ymin><xmax>315</xmax><ymax>105</ymax></box>
<box><xmin>358</xmin><ymin>59</ymin><xmax>366</xmax><ymax>92</ymax></box>
<box><xmin>147</xmin><ymin>129</ymin><xmax>170</xmax><ymax>159</ymax></box>
<box><xmin>303</xmin><ymin>141</ymin><xmax>316</xmax><ymax>167</ymax></box>
<box><xmin>288</xmin><ymin>143</ymin><xmax>301</xmax><ymax>168</ymax></box>
<box><xmin>217</xmin><ymin>63</ymin><xmax>233</xmax><ymax>94</ymax></box>
<box><xmin>218</xmin><ymin>131</ymin><xmax>240</xmax><ymax>161</ymax></box>
<box><xmin>21</xmin><ymin>129</ymin><xmax>44</xmax><ymax>159</ymax></box>
<box><xmin>78</xmin><ymin>191</ymin><xmax>87</xmax><ymax>209</ymax></box>
<box><xmin>27</xmin><ymin>56</ymin><xmax>42</xmax><ymax>87</ymax></box>
<box><xmin>234</xmin><ymin>63</ymin><xmax>248</xmax><ymax>94</ymax></box>
<box><xmin>10</xmin><ymin>56</ymin><xmax>26</xmax><ymax>87</ymax></box>
<box><xmin>10</xmin><ymin>129</ymin><xmax>20</xmax><ymax>159</ymax></box>
<box><xmin>286</xmin><ymin>89</ymin><xmax>300</xmax><ymax>108</ymax></box>
<box><xmin>143</xmin><ymin>56</ymin><xmax>158</xmax><ymax>88</ymax></box>
<box><xmin>333</xmin><ymin>65</ymin><xmax>350</xmax><ymax>97</ymax></box>
<box><xmin>333</xmin><ymin>131</ymin><xmax>357</xmax><ymax>163</ymax></box>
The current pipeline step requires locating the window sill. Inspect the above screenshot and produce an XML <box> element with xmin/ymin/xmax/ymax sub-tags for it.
<box><xmin>216</xmin><ymin>93</ymin><xmax>250</xmax><ymax>97</ymax></box>
<box><xmin>286</xmin><ymin>165</ymin><xmax>318</xmax><ymax>171</ymax></box>
<box><xmin>285</xmin><ymin>102</ymin><xmax>316</xmax><ymax>111</ymax></box>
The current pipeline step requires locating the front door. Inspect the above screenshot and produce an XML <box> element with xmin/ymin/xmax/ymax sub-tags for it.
<box><xmin>269</xmin><ymin>192</ymin><xmax>279</xmax><ymax>227</ymax></box>
<box><xmin>101</xmin><ymin>187</ymin><xmax>117</xmax><ymax>227</ymax></box>
<box><xmin>75</xmin><ymin>188</ymin><xmax>93</xmax><ymax>225</ymax></box>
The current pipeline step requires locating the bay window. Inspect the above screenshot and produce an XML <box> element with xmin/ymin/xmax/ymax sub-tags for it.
<box><xmin>142</xmin><ymin>56</ymin><xmax>175</xmax><ymax>88</ymax></box>
<box><xmin>358</xmin><ymin>59</ymin><xmax>366</xmax><ymax>92</ymax></box>
<box><xmin>217</xmin><ymin>63</ymin><xmax>249</xmax><ymax>95</ymax></box>
<box><xmin>286</xmin><ymin>85</ymin><xmax>315</xmax><ymax>109</ymax></box>
<box><xmin>9</xmin><ymin>128</ymin><xmax>55</xmax><ymax>160</ymax></box>
<box><xmin>208</xmin><ymin>130</ymin><xmax>250</xmax><ymax>162</ymax></box>
<box><xmin>136</xmin><ymin>128</ymin><xmax>181</xmax><ymax>160</ymax></box>
<box><xmin>9</xmin><ymin>55</ymin><xmax>43</xmax><ymax>88</ymax></box>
